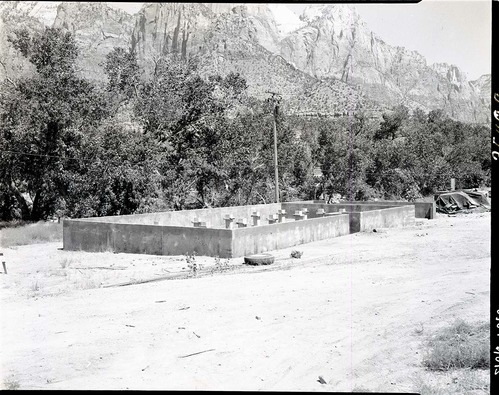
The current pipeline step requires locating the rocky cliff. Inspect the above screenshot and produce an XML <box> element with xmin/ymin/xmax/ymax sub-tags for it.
<box><xmin>128</xmin><ymin>2</ymin><xmax>376</xmax><ymax>116</ymax></box>
<box><xmin>0</xmin><ymin>1</ymin><xmax>133</xmax><ymax>82</ymax></box>
<box><xmin>0</xmin><ymin>1</ymin><xmax>490</xmax><ymax>123</ymax></box>
<box><xmin>470</xmin><ymin>74</ymin><xmax>491</xmax><ymax>108</ymax></box>
<box><xmin>0</xmin><ymin>1</ymin><xmax>50</xmax><ymax>81</ymax></box>
<box><xmin>52</xmin><ymin>2</ymin><xmax>134</xmax><ymax>81</ymax></box>
<box><xmin>278</xmin><ymin>4</ymin><xmax>489</xmax><ymax>123</ymax></box>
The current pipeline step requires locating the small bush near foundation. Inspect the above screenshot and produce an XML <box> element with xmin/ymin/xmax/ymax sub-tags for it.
<box><xmin>59</xmin><ymin>257</ymin><xmax>73</xmax><ymax>269</ymax></box>
<box><xmin>77</xmin><ymin>277</ymin><xmax>101</xmax><ymax>290</ymax></box>
<box><xmin>30</xmin><ymin>280</ymin><xmax>41</xmax><ymax>293</ymax></box>
<box><xmin>212</xmin><ymin>256</ymin><xmax>230</xmax><ymax>273</ymax></box>
<box><xmin>67</xmin><ymin>271</ymin><xmax>106</xmax><ymax>290</ymax></box>
<box><xmin>423</xmin><ymin>319</ymin><xmax>489</xmax><ymax>371</ymax></box>
<box><xmin>0</xmin><ymin>221</ymin><xmax>62</xmax><ymax>247</ymax></box>
<box><xmin>185</xmin><ymin>252</ymin><xmax>203</xmax><ymax>276</ymax></box>
<box><xmin>290</xmin><ymin>250</ymin><xmax>303</xmax><ymax>259</ymax></box>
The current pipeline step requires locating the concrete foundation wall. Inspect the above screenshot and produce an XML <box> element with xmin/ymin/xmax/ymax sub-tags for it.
<box><xmin>312</xmin><ymin>200</ymin><xmax>435</xmax><ymax>219</ymax></box>
<box><xmin>284</xmin><ymin>202</ymin><xmax>396</xmax><ymax>215</ymax></box>
<box><xmin>64</xmin><ymin>220</ymin><xmax>115</xmax><ymax>252</ymax></box>
<box><xmin>285</xmin><ymin>202</ymin><xmax>414</xmax><ymax>233</ymax></box>
<box><xmin>231</xmin><ymin>214</ymin><xmax>350</xmax><ymax>257</ymax></box>
<box><xmin>80</xmin><ymin>203</ymin><xmax>282</xmax><ymax>228</ymax></box>
<box><xmin>64</xmin><ymin>220</ymin><xmax>233</xmax><ymax>257</ymax></box>
<box><xmin>63</xmin><ymin>200</ymin><xmax>422</xmax><ymax>258</ymax></box>
<box><xmin>372</xmin><ymin>201</ymin><xmax>436</xmax><ymax>219</ymax></box>
<box><xmin>160</xmin><ymin>226</ymin><xmax>232</xmax><ymax>257</ymax></box>
<box><xmin>355</xmin><ymin>205</ymin><xmax>415</xmax><ymax>232</ymax></box>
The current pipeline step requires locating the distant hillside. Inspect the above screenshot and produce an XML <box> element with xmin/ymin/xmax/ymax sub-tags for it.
<box><xmin>0</xmin><ymin>1</ymin><xmax>490</xmax><ymax>123</ymax></box>
<box><xmin>278</xmin><ymin>4</ymin><xmax>490</xmax><ymax>123</ymax></box>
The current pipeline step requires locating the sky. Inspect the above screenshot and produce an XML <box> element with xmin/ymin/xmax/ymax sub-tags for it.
<box><xmin>108</xmin><ymin>1</ymin><xmax>491</xmax><ymax>80</ymax></box>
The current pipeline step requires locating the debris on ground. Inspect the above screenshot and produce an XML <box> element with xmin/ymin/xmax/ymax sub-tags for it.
<box><xmin>243</xmin><ymin>254</ymin><xmax>275</xmax><ymax>266</ymax></box>
<box><xmin>178</xmin><ymin>349</ymin><xmax>216</xmax><ymax>359</ymax></box>
<box><xmin>435</xmin><ymin>190</ymin><xmax>491</xmax><ymax>214</ymax></box>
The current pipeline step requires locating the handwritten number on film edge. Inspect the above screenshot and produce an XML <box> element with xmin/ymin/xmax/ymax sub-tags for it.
<box><xmin>494</xmin><ymin>96</ymin><xmax>499</xmax><ymax>160</ymax></box>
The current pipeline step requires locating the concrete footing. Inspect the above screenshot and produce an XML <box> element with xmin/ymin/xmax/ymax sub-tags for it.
<box><xmin>63</xmin><ymin>200</ymin><xmax>431</xmax><ymax>258</ymax></box>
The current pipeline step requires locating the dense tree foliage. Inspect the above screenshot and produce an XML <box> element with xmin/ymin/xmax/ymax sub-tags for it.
<box><xmin>0</xmin><ymin>27</ymin><xmax>491</xmax><ymax>221</ymax></box>
<box><xmin>1</xmin><ymin>28</ymin><xmax>108</xmax><ymax>220</ymax></box>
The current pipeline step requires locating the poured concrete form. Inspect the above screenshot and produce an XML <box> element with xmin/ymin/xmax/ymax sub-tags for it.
<box><xmin>63</xmin><ymin>200</ymin><xmax>432</xmax><ymax>258</ymax></box>
<box><xmin>284</xmin><ymin>202</ymin><xmax>416</xmax><ymax>233</ymax></box>
<box><xmin>313</xmin><ymin>200</ymin><xmax>435</xmax><ymax>219</ymax></box>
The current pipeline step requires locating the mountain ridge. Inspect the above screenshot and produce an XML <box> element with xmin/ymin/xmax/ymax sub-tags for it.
<box><xmin>0</xmin><ymin>1</ymin><xmax>490</xmax><ymax>123</ymax></box>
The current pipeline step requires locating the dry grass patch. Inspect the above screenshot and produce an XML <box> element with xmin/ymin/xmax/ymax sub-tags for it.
<box><xmin>0</xmin><ymin>221</ymin><xmax>62</xmax><ymax>247</ymax></box>
<box><xmin>351</xmin><ymin>386</ymin><xmax>372</xmax><ymax>392</ymax></box>
<box><xmin>66</xmin><ymin>270</ymin><xmax>110</xmax><ymax>290</ymax></box>
<box><xmin>414</xmin><ymin>319</ymin><xmax>490</xmax><ymax>395</ymax></box>
<box><xmin>2</xmin><ymin>376</ymin><xmax>20</xmax><ymax>390</ymax></box>
<box><xmin>59</xmin><ymin>257</ymin><xmax>73</xmax><ymax>269</ymax></box>
<box><xmin>414</xmin><ymin>369</ymin><xmax>489</xmax><ymax>395</ymax></box>
<box><xmin>423</xmin><ymin>319</ymin><xmax>489</xmax><ymax>371</ymax></box>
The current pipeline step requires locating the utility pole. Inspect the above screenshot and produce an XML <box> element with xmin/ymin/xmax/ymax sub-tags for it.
<box><xmin>267</xmin><ymin>91</ymin><xmax>281</xmax><ymax>203</ymax></box>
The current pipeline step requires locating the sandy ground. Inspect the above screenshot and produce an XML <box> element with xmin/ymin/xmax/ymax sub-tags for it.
<box><xmin>0</xmin><ymin>212</ymin><xmax>490</xmax><ymax>391</ymax></box>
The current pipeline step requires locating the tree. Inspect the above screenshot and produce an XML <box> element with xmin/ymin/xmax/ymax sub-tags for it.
<box><xmin>0</xmin><ymin>27</ymin><xmax>108</xmax><ymax>221</ymax></box>
<box><xmin>104</xmin><ymin>47</ymin><xmax>141</xmax><ymax>102</ymax></box>
<box><xmin>315</xmin><ymin>114</ymin><xmax>376</xmax><ymax>202</ymax></box>
<box><xmin>134</xmin><ymin>55</ymin><xmax>252</xmax><ymax>209</ymax></box>
<box><xmin>58</xmin><ymin>121</ymin><xmax>164</xmax><ymax>218</ymax></box>
<box><xmin>366</xmin><ymin>106</ymin><xmax>490</xmax><ymax>200</ymax></box>
<box><xmin>373</xmin><ymin>105</ymin><xmax>409</xmax><ymax>140</ymax></box>
<box><xmin>9</xmin><ymin>27</ymin><xmax>78</xmax><ymax>76</ymax></box>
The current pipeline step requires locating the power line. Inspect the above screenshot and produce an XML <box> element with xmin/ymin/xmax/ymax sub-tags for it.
<box><xmin>0</xmin><ymin>149</ymin><xmax>152</xmax><ymax>165</ymax></box>
<box><xmin>0</xmin><ymin>149</ymin><xmax>92</xmax><ymax>162</ymax></box>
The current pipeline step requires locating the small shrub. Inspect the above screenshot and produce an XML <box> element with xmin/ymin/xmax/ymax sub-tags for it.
<box><xmin>68</xmin><ymin>270</ymin><xmax>106</xmax><ymax>290</ymax></box>
<box><xmin>423</xmin><ymin>319</ymin><xmax>489</xmax><ymax>371</ymax></box>
<box><xmin>290</xmin><ymin>250</ymin><xmax>303</xmax><ymax>259</ymax></box>
<box><xmin>185</xmin><ymin>252</ymin><xmax>202</xmax><ymax>276</ymax></box>
<box><xmin>212</xmin><ymin>255</ymin><xmax>230</xmax><ymax>273</ymax></box>
<box><xmin>59</xmin><ymin>257</ymin><xmax>73</xmax><ymax>269</ymax></box>
<box><xmin>77</xmin><ymin>277</ymin><xmax>101</xmax><ymax>290</ymax></box>
<box><xmin>213</xmin><ymin>255</ymin><xmax>221</xmax><ymax>268</ymax></box>
<box><xmin>30</xmin><ymin>280</ymin><xmax>41</xmax><ymax>292</ymax></box>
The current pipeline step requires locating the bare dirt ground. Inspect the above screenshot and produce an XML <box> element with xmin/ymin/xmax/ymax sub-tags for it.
<box><xmin>0</xmin><ymin>212</ymin><xmax>490</xmax><ymax>391</ymax></box>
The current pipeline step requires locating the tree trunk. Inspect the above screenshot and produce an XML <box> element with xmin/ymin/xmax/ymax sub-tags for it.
<box><xmin>30</xmin><ymin>190</ymin><xmax>43</xmax><ymax>221</ymax></box>
<box><xmin>10</xmin><ymin>181</ymin><xmax>31</xmax><ymax>220</ymax></box>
